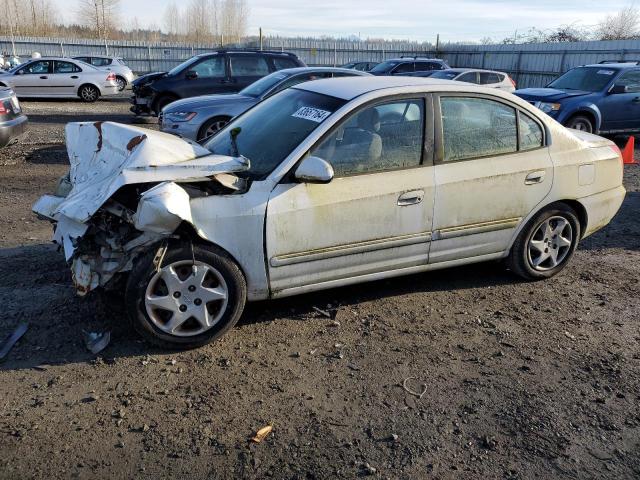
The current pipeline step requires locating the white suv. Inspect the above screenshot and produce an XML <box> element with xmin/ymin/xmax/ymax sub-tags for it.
<box><xmin>429</xmin><ymin>68</ymin><xmax>517</xmax><ymax>91</ymax></box>
<box><xmin>73</xmin><ymin>55</ymin><xmax>135</xmax><ymax>91</ymax></box>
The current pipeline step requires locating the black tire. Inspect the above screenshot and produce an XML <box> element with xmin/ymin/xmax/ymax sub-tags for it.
<box><xmin>153</xmin><ymin>94</ymin><xmax>178</xmax><ymax>115</ymax></box>
<box><xmin>115</xmin><ymin>76</ymin><xmax>127</xmax><ymax>92</ymax></box>
<box><xmin>508</xmin><ymin>203</ymin><xmax>581</xmax><ymax>281</ymax></box>
<box><xmin>125</xmin><ymin>243</ymin><xmax>247</xmax><ymax>349</ymax></box>
<box><xmin>78</xmin><ymin>84</ymin><xmax>100</xmax><ymax>103</ymax></box>
<box><xmin>197</xmin><ymin>116</ymin><xmax>231</xmax><ymax>142</ymax></box>
<box><xmin>565</xmin><ymin>114</ymin><xmax>594</xmax><ymax>133</ymax></box>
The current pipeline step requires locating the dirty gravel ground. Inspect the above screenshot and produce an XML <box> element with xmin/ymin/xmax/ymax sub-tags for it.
<box><xmin>0</xmin><ymin>98</ymin><xmax>639</xmax><ymax>480</ymax></box>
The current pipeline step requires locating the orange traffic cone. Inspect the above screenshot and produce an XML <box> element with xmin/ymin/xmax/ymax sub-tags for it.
<box><xmin>622</xmin><ymin>136</ymin><xmax>637</xmax><ymax>165</ymax></box>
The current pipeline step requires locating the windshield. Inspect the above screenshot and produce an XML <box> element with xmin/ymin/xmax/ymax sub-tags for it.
<box><xmin>203</xmin><ymin>88</ymin><xmax>346</xmax><ymax>179</ymax></box>
<box><xmin>167</xmin><ymin>56</ymin><xmax>200</xmax><ymax>76</ymax></box>
<box><xmin>548</xmin><ymin>67</ymin><xmax>619</xmax><ymax>92</ymax></box>
<box><xmin>240</xmin><ymin>71</ymin><xmax>290</xmax><ymax>97</ymax></box>
<box><xmin>430</xmin><ymin>70</ymin><xmax>460</xmax><ymax>80</ymax></box>
<box><xmin>370</xmin><ymin>61</ymin><xmax>399</xmax><ymax>73</ymax></box>
<box><xmin>7</xmin><ymin>62</ymin><xmax>28</xmax><ymax>74</ymax></box>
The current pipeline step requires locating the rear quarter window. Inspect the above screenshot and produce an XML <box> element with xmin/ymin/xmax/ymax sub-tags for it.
<box><xmin>272</xmin><ymin>57</ymin><xmax>300</xmax><ymax>70</ymax></box>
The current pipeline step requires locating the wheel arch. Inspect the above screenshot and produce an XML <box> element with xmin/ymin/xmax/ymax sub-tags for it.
<box><xmin>77</xmin><ymin>82</ymin><xmax>101</xmax><ymax>97</ymax></box>
<box><xmin>197</xmin><ymin>115</ymin><xmax>232</xmax><ymax>141</ymax></box>
<box><xmin>565</xmin><ymin>107</ymin><xmax>601</xmax><ymax>132</ymax></box>
<box><xmin>152</xmin><ymin>91</ymin><xmax>180</xmax><ymax>113</ymax></box>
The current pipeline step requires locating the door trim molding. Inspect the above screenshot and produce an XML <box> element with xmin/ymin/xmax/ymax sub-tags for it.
<box><xmin>270</xmin><ymin>231</ymin><xmax>432</xmax><ymax>267</ymax></box>
<box><xmin>434</xmin><ymin>217</ymin><xmax>521</xmax><ymax>240</ymax></box>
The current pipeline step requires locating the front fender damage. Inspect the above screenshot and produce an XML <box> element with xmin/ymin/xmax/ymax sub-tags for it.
<box><xmin>32</xmin><ymin>121</ymin><xmax>250</xmax><ymax>295</ymax></box>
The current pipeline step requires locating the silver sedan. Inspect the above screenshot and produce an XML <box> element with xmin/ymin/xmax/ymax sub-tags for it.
<box><xmin>160</xmin><ymin>67</ymin><xmax>370</xmax><ymax>142</ymax></box>
<box><xmin>0</xmin><ymin>57</ymin><xmax>119</xmax><ymax>102</ymax></box>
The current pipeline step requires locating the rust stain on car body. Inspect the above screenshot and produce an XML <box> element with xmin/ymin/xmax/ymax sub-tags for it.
<box><xmin>127</xmin><ymin>134</ymin><xmax>147</xmax><ymax>152</ymax></box>
<box><xmin>93</xmin><ymin>121</ymin><xmax>104</xmax><ymax>152</ymax></box>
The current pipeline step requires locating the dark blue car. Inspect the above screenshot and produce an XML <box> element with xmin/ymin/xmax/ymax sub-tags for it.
<box><xmin>514</xmin><ymin>61</ymin><xmax>640</xmax><ymax>135</ymax></box>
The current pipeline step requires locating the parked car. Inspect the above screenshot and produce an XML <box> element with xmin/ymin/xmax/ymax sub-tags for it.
<box><xmin>33</xmin><ymin>76</ymin><xmax>625</xmax><ymax>348</ymax></box>
<box><xmin>341</xmin><ymin>61</ymin><xmax>379</xmax><ymax>72</ymax></box>
<box><xmin>161</xmin><ymin>67</ymin><xmax>371</xmax><ymax>141</ymax></box>
<box><xmin>72</xmin><ymin>55</ymin><xmax>135</xmax><ymax>91</ymax></box>
<box><xmin>131</xmin><ymin>49</ymin><xmax>306</xmax><ymax>116</ymax></box>
<box><xmin>369</xmin><ymin>57</ymin><xmax>449</xmax><ymax>76</ymax></box>
<box><xmin>0</xmin><ymin>57</ymin><xmax>119</xmax><ymax>102</ymax></box>
<box><xmin>414</xmin><ymin>68</ymin><xmax>517</xmax><ymax>91</ymax></box>
<box><xmin>515</xmin><ymin>61</ymin><xmax>640</xmax><ymax>134</ymax></box>
<box><xmin>0</xmin><ymin>87</ymin><xmax>27</xmax><ymax>148</ymax></box>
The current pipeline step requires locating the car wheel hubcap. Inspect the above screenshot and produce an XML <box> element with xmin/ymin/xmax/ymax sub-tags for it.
<box><xmin>82</xmin><ymin>87</ymin><xmax>97</xmax><ymax>101</ymax></box>
<box><xmin>572</xmin><ymin>120</ymin><xmax>590</xmax><ymax>132</ymax></box>
<box><xmin>144</xmin><ymin>260</ymin><xmax>228</xmax><ymax>337</ymax></box>
<box><xmin>204</xmin><ymin>120</ymin><xmax>227</xmax><ymax>138</ymax></box>
<box><xmin>116</xmin><ymin>78</ymin><xmax>125</xmax><ymax>91</ymax></box>
<box><xmin>527</xmin><ymin>216</ymin><xmax>573</xmax><ymax>271</ymax></box>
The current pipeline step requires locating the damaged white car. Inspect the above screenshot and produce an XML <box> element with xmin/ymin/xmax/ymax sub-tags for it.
<box><xmin>33</xmin><ymin>77</ymin><xmax>626</xmax><ymax>348</ymax></box>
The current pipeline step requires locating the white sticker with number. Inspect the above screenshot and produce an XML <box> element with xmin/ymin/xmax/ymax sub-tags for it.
<box><xmin>292</xmin><ymin>106</ymin><xmax>332</xmax><ymax>123</ymax></box>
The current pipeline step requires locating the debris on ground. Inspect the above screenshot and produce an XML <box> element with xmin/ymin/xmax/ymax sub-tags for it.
<box><xmin>251</xmin><ymin>425</ymin><xmax>273</xmax><ymax>443</ymax></box>
<box><xmin>82</xmin><ymin>330</ymin><xmax>111</xmax><ymax>355</ymax></box>
<box><xmin>402</xmin><ymin>377</ymin><xmax>427</xmax><ymax>399</ymax></box>
<box><xmin>0</xmin><ymin>322</ymin><xmax>28</xmax><ymax>362</ymax></box>
<box><xmin>312</xmin><ymin>306</ymin><xmax>331</xmax><ymax>318</ymax></box>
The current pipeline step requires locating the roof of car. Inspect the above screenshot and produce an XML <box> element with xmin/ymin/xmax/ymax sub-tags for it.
<box><xmin>277</xmin><ymin>67</ymin><xmax>370</xmax><ymax>75</ymax></box>
<box><xmin>387</xmin><ymin>57</ymin><xmax>445</xmax><ymax>62</ymax></box>
<box><xmin>295</xmin><ymin>76</ymin><xmax>482</xmax><ymax>100</ymax></box>
<box><xmin>584</xmin><ymin>62</ymin><xmax>639</xmax><ymax>68</ymax></box>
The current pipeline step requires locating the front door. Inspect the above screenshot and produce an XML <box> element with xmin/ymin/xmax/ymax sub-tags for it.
<box><xmin>182</xmin><ymin>55</ymin><xmax>232</xmax><ymax>96</ymax></box>
<box><xmin>599</xmin><ymin>69</ymin><xmax>640</xmax><ymax>132</ymax></box>
<box><xmin>430</xmin><ymin>94</ymin><xmax>553</xmax><ymax>264</ymax></box>
<box><xmin>265</xmin><ymin>97</ymin><xmax>435</xmax><ymax>296</ymax></box>
<box><xmin>10</xmin><ymin>60</ymin><xmax>54</xmax><ymax>96</ymax></box>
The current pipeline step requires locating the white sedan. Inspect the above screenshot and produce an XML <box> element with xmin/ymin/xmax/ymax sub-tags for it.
<box><xmin>33</xmin><ymin>76</ymin><xmax>625</xmax><ymax>348</ymax></box>
<box><xmin>0</xmin><ymin>57</ymin><xmax>119</xmax><ymax>102</ymax></box>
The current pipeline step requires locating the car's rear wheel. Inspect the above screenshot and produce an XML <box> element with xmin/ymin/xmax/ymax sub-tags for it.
<box><xmin>508</xmin><ymin>204</ymin><xmax>581</xmax><ymax>280</ymax></box>
<box><xmin>197</xmin><ymin>116</ymin><xmax>230</xmax><ymax>142</ymax></box>
<box><xmin>79</xmin><ymin>84</ymin><xmax>100</xmax><ymax>102</ymax></box>
<box><xmin>565</xmin><ymin>115</ymin><xmax>594</xmax><ymax>133</ymax></box>
<box><xmin>125</xmin><ymin>244</ymin><xmax>247</xmax><ymax>349</ymax></box>
<box><xmin>115</xmin><ymin>76</ymin><xmax>127</xmax><ymax>92</ymax></box>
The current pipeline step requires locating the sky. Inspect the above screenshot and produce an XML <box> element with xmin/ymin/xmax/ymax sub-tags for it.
<box><xmin>52</xmin><ymin>0</ymin><xmax>633</xmax><ymax>42</ymax></box>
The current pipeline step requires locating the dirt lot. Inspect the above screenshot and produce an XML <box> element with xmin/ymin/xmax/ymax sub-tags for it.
<box><xmin>0</xmin><ymin>98</ymin><xmax>639</xmax><ymax>480</ymax></box>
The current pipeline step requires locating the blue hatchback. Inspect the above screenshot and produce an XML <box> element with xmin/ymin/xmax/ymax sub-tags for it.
<box><xmin>514</xmin><ymin>61</ymin><xmax>640</xmax><ymax>135</ymax></box>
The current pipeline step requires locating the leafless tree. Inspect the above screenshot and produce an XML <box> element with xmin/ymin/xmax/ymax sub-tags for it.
<box><xmin>1</xmin><ymin>0</ymin><xmax>59</xmax><ymax>36</ymax></box>
<box><xmin>162</xmin><ymin>1</ymin><xmax>182</xmax><ymax>39</ymax></box>
<box><xmin>597</xmin><ymin>5</ymin><xmax>640</xmax><ymax>40</ymax></box>
<box><xmin>76</xmin><ymin>0</ymin><xmax>121</xmax><ymax>39</ymax></box>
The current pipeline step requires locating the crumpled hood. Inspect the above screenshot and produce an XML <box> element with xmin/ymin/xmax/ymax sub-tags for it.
<box><xmin>132</xmin><ymin>71</ymin><xmax>166</xmax><ymax>86</ymax></box>
<box><xmin>515</xmin><ymin>88</ymin><xmax>591</xmax><ymax>102</ymax></box>
<box><xmin>33</xmin><ymin>121</ymin><xmax>249</xmax><ymax>224</ymax></box>
<box><xmin>165</xmin><ymin>93</ymin><xmax>255</xmax><ymax>112</ymax></box>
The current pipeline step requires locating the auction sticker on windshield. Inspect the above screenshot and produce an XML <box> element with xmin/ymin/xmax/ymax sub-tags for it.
<box><xmin>292</xmin><ymin>106</ymin><xmax>332</xmax><ymax>123</ymax></box>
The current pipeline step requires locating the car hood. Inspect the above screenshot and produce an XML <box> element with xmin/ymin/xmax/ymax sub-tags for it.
<box><xmin>164</xmin><ymin>93</ymin><xmax>256</xmax><ymax>112</ymax></box>
<box><xmin>132</xmin><ymin>71</ymin><xmax>167</xmax><ymax>86</ymax></box>
<box><xmin>515</xmin><ymin>88</ymin><xmax>591</xmax><ymax>102</ymax></box>
<box><xmin>32</xmin><ymin>121</ymin><xmax>250</xmax><ymax>225</ymax></box>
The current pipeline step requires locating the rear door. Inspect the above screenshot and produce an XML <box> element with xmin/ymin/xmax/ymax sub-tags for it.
<box><xmin>51</xmin><ymin>60</ymin><xmax>83</xmax><ymax>96</ymax></box>
<box><xmin>11</xmin><ymin>60</ymin><xmax>54</xmax><ymax>96</ymax></box>
<box><xmin>599</xmin><ymin>69</ymin><xmax>640</xmax><ymax>132</ymax></box>
<box><xmin>229</xmin><ymin>54</ymin><xmax>271</xmax><ymax>90</ymax></box>
<box><xmin>430</xmin><ymin>94</ymin><xmax>552</xmax><ymax>263</ymax></box>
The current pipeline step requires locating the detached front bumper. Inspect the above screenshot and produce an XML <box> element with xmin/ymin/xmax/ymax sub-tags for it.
<box><xmin>0</xmin><ymin>114</ymin><xmax>27</xmax><ymax>148</ymax></box>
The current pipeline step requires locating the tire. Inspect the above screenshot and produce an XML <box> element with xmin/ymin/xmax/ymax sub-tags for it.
<box><xmin>154</xmin><ymin>94</ymin><xmax>178</xmax><ymax>115</ymax></box>
<box><xmin>508</xmin><ymin>203</ymin><xmax>581</xmax><ymax>281</ymax></box>
<box><xmin>125</xmin><ymin>243</ymin><xmax>247</xmax><ymax>349</ymax></box>
<box><xmin>115</xmin><ymin>76</ymin><xmax>127</xmax><ymax>92</ymax></box>
<box><xmin>565</xmin><ymin>115</ymin><xmax>594</xmax><ymax>133</ymax></box>
<box><xmin>197</xmin><ymin>116</ymin><xmax>231</xmax><ymax>142</ymax></box>
<box><xmin>78</xmin><ymin>84</ymin><xmax>100</xmax><ymax>103</ymax></box>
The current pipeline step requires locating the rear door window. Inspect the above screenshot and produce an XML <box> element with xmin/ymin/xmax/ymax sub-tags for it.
<box><xmin>272</xmin><ymin>57</ymin><xmax>299</xmax><ymax>70</ymax></box>
<box><xmin>54</xmin><ymin>61</ymin><xmax>82</xmax><ymax>74</ymax></box>
<box><xmin>458</xmin><ymin>72</ymin><xmax>479</xmax><ymax>84</ymax></box>
<box><xmin>230</xmin><ymin>56</ymin><xmax>270</xmax><ymax>76</ymax></box>
<box><xmin>91</xmin><ymin>57</ymin><xmax>112</xmax><ymax>66</ymax></box>
<box><xmin>615</xmin><ymin>70</ymin><xmax>640</xmax><ymax>93</ymax></box>
<box><xmin>519</xmin><ymin>111</ymin><xmax>544</xmax><ymax>151</ymax></box>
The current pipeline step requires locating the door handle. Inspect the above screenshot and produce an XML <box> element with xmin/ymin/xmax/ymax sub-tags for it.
<box><xmin>39</xmin><ymin>76</ymin><xmax>48</xmax><ymax>79</ymax></box>
<box><xmin>525</xmin><ymin>170</ymin><xmax>546</xmax><ymax>185</ymax></box>
<box><xmin>71</xmin><ymin>75</ymin><xmax>79</xmax><ymax>79</ymax></box>
<box><xmin>398</xmin><ymin>190</ymin><xmax>424</xmax><ymax>206</ymax></box>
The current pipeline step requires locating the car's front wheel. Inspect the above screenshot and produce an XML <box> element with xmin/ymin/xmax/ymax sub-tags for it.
<box><xmin>508</xmin><ymin>204</ymin><xmax>581</xmax><ymax>280</ymax></box>
<box><xmin>125</xmin><ymin>244</ymin><xmax>247</xmax><ymax>349</ymax></box>
<box><xmin>198</xmin><ymin>116</ymin><xmax>231</xmax><ymax>142</ymax></box>
<box><xmin>565</xmin><ymin>115</ymin><xmax>594</xmax><ymax>133</ymax></box>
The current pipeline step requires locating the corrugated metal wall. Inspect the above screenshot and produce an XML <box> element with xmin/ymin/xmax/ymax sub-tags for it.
<box><xmin>2</xmin><ymin>35</ymin><xmax>640</xmax><ymax>88</ymax></box>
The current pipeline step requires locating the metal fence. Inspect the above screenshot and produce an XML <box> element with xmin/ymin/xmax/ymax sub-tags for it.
<box><xmin>2</xmin><ymin>35</ymin><xmax>640</xmax><ymax>88</ymax></box>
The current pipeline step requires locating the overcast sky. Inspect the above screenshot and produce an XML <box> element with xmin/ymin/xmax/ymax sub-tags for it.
<box><xmin>53</xmin><ymin>0</ymin><xmax>632</xmax><ymax>42</ymax></box>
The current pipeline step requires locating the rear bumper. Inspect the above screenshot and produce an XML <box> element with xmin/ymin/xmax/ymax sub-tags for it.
<box><xmin>0</xmin><ymin>114</ymin><xmax>27</xmax><ymax>148</ymax></box>
<box><xmin>100</xmin><ymin>84</ymin><xmax>120</xmax><ymax>96</ymax></box>
<box><xmin>579</xmin><ymin>185</ymin><xmax>626</xmax><ymax>238</ymax></box>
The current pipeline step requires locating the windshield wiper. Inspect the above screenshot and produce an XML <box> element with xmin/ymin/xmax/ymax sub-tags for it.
<box><xmin>230</xmin><ymin>127</ymin><xmax>242</xmax><ymax>157</ymax></box>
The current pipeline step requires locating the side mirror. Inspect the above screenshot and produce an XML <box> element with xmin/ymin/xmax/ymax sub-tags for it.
<box><xmin>294</xmin><ymin>156</ymin><xmax>334</xmax><ymax>184</ymax></box>
<box><xmin>610</xmin><ymin>84</ymin><xmax>629</xmax><ymax>94</ymax></box>
<box><xmin>185</xmin><ymin>70</ymin><xmax>198</xmax><ymax>80</ymax></box>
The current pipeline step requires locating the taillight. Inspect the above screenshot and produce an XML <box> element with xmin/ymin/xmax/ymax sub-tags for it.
<box><xmin>0</xmin><ymin>102</ymin><xmax>8</xmax><ymax>115</ymax></box>
<box><xmin>509</xmin><ymin>76</ymin><xmax>516</xmax><ymax>88</ymax></box>
<box><xmin>609</xmin><ymin>144</ymin><xmax>623</xmax><ymax>164</ymax></box>
<box><xmin>106</xmin><ymin>73</ymin><xmax>116</xmax><ymax>82</ymax></box>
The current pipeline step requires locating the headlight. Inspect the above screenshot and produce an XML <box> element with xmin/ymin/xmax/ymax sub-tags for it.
<box><xmin>538</xmin><ymin>102</ymin><xmax>561</xmax><ymax>114</ymax></box>
<box><xmin>164</xmin><ymin>111</ymin><xmax>196</xmax><ymax>122</ymax></box>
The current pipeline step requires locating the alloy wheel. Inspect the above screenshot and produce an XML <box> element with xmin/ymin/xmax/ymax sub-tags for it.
<box><xmin>527</xmin><ymin>216</ymin><xmax>573</xmax><ymax>271</ymax></box>
<box><xmin>80</xmin><ymin>86</ymin><xmax>98</xmax><ymax>101</ymax></box>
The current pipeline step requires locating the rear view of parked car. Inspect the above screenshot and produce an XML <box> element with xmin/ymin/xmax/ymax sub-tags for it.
<box><xmin>161</xmin><ymin>67</ymin><xmax>370</xmax><ymax>141</ymax></box>
<box><xmin>419</xmin><ymin>68</ymin><xmax>516</xmax><ymax>91</ymax></box>
<box><xmin>515</xmin><ymin>61</ymin><xmax>640</xmax><ymax>134</ymax></box>
<box><xmin>131</xmin><ymin>49</ymin><xmax>306</xmax><ymax>116</ymax></box>
<box><xmin>73</xmin><ymin>55</ymin><xmax>135</xmax><ymax>91</ymax></box>
<box><xmin>0</xmin><ymin>57</ymin><xmax>119</xmax><ymax>102</ymax></box>
<box><xmin>0</xmin><ymin>87</ymin><xmax>27</xmax><ymax>148</ymax></box>
<box><xmin>369</xmin><ymin>57</ymin><xmax>449</xmax><ymax>76</ymax></box>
